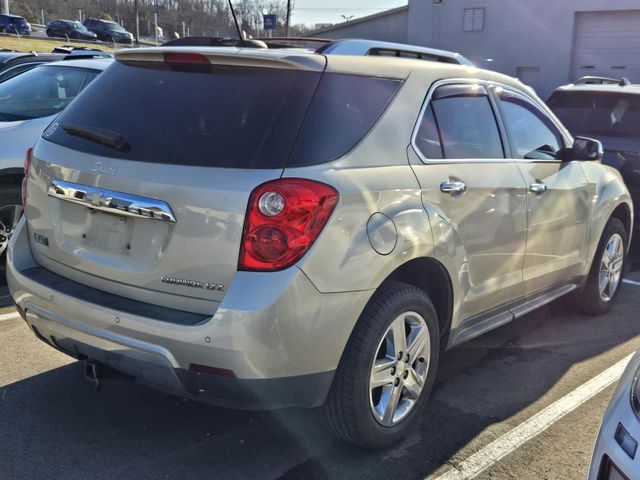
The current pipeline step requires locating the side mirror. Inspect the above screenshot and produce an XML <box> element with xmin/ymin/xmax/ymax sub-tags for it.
<box><xmin>569</xmin><ymin>136</ymin><xmax>604</xmax><ymax>162</ymax></box>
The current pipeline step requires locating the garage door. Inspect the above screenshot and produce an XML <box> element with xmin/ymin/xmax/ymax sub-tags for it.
<box><xmin>572</xmin><ymin>11</ymin><xmax>640</xmax><ymax>83</ymax></box>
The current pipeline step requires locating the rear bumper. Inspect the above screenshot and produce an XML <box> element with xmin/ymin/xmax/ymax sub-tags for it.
<box><xmin>8</xmin><ymin>217</ymin><xmax>371</xmax><ymax>409</ymax></box>
<box><xmin>588</xmin><ymin>353</ymin><xmax>640</xmax><ymax>480</ymax></box>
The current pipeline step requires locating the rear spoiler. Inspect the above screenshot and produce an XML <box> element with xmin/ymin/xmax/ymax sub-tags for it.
<box><xmin>115</xmin><ymin>47</ymin><xmax>326</xmax><ymax>71</ymax></box>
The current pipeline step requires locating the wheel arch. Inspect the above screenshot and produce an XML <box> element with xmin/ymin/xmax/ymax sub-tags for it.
<box><xmin>610</xmin><ymin>202</ymin><xmax>632</xmax><ymax>245</ymax></box>
<box><xmin>384</xmin><ymin>257</ymin><xmax>454</xmax><ymax>349</ymax></box>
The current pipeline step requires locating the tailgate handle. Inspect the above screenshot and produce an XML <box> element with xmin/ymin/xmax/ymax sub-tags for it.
<box><xmin>48</xmin><ymin>180</ymin><xmax>177</xmax><ymax>223</ymax></box>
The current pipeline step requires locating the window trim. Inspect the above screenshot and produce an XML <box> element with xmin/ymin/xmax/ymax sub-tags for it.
<box><xmin>411</xmin><ymin>78</ymin><xmax>572</xmax><ymax>164</ymax></box>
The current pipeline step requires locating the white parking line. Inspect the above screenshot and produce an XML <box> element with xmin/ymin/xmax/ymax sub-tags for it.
<box><xmin>0</xmin><ymin>311</ymin><xmax>19</xmax><ymax>322</ymax></box>
<box><xmin>623</xmin><ymin>279</ymin><xmax>640</xmax><ymax>286</ymax></box>
<box><xmin>431</xmin><ymin>354</ymin><xmax>633</xmax><ymax>480</ymax></box>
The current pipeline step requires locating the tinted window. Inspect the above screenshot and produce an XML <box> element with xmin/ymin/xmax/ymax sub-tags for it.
<box><xmin>0</xmin><ymin>65</ymin><xmax>99</xmax><ymax>121</ymax></box>
<box><xmin>497</xmin><ymin>89</ymin><xmax>563</xmax><ymax>160</ymax></box>
<box><xmin>289</xmin><ymin>74</ymin><xmax>400</xmax><ymax>166</ymax></box>
<box><xmin>415</xmin><ymin>105</ymin><xmax>443</xmax><ymax>158</ymax></box>
<box><xmin>416</xmin><ymin>84</ymin><xmax>504</xmax><ymax>159</ymax></box>
<box><xmin>46</xmin><ymin>61</ymin><xmax>400</xmax><ymax>169</ymax></box>
<box><xmin>548</xmin><ymin>91</ymin><xmax>640</xmax><ymax>139</ymax></box>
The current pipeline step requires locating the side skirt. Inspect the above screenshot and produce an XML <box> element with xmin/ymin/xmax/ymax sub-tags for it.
<box><xmin>447</xmin><ymin>279</ymin><xmax>581</xmax><ymax>349</ymax></box>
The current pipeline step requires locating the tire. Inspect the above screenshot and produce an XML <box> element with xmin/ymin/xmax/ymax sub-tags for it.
<box><xmin>323</xmin><ymin>281</ymin><xmax>440</xmax><ymax>449</ymax></box>
<box><xmin>572</xmin><ymin>217</ymin><xmax>627</xmax><ymax>315</ymax></box>
<box><xmin>0</xmin><ymin>186</ymin><xmax>23</xmax><ymax>286</ymax></box>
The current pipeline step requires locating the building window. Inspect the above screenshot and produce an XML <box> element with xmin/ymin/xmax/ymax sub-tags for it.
<box><xmin>463</xmin><ymin>8</ymin><xmax>485</xmax><ymax>32</ymax></box>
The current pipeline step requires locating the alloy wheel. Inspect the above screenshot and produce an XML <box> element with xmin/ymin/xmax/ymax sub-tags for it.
<box><xmin>369</xmin><ymin>311</ymin><xmax>431</xmax><ymax>426</ymax></box>
<box><xmin>599</xmin><ymin>233</ymin><xmax>624</xmax><ymax>302</ymax></box>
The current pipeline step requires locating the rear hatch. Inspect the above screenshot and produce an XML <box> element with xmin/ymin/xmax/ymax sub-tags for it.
<box><xmin>26</xmin><ymin>49</ymin><xmax>325</xmax><ymax>314</ymax></box>
<box><xmin>26</xmin><ymin>48</ymin><xmax>402</xmax><ymax>315</ymax></box>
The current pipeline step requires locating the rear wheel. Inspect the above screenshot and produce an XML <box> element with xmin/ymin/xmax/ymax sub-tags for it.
<box><xmin>572</xmin><ymin>217</ymin><xmax>627</xmax><ymax>315</ymax></box>
<box><xmin>323</xmin><ymin>281</ymin><xmax>439</xmax><ymax>449</ymax></box>
<box><xmin>0</xmin><ymin>187</ymin><xmax>23</xmax><ymax>285</ymax></box>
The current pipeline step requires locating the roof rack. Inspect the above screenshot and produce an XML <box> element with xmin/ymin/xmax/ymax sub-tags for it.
<box><xmin>158</xmin><ymin>36</ymin><xmax>472</xmax><ymax>66</ymax></box>
<box><xmin>316</xmin><ymin>39</ymin><xmax>473</xmax><ymax>66</ymax></box>
<box><xmin>574</xmin><ymin>76</ymin><xmax>632</xmax><ymax>86</ymax></box>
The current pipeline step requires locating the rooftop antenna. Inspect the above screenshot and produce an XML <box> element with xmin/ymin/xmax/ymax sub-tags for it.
<box><xmin>228</xmin><ymin>0</ymin><xmax>244</xmax><ymax>39</ymax></box>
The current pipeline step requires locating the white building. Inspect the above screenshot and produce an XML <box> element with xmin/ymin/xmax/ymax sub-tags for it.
<box><xmin>309</xmin><ymin>1</ymin><xmax>640</xmax><ymax>98</ymax></box>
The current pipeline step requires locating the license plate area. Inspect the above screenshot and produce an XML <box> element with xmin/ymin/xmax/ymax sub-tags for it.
<box><xmin>84</xmin><ymin>210</ymin><xmax>133</xmax><ymax>254</ymax></box>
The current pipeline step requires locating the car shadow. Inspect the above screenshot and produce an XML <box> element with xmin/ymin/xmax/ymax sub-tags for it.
<box><xmin>2</xmin><ymin>282</ymin><xmax>640</xmax><ymax>480</ymax></box>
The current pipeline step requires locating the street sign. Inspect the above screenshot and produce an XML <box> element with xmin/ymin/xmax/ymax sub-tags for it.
<box><xmin>263</xmin><ymin>14</ymin><xmax>277</xmax><ymax>30</ymax></box>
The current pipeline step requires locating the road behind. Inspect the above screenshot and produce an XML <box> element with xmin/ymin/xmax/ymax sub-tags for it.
<box><xmin>1</xmin><ymin>271</ymin><xmax>639</xmax><ymax>480</ymax></box>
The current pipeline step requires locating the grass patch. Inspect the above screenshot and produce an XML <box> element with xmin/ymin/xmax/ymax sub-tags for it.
<box><xmin>0</xmin><ymin>35</ymin><xmax>115</xmax><ymax>53</ymax></box>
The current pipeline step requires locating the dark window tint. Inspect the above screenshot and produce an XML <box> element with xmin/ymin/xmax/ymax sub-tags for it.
<box><xmin>416</xmin><ymin>84</ymin><xmax>504</xmax><ymax>159</ymax></box>
<box><xmin>497</xmin><ymin>89</ymin><xmax>563</xmax><ymax>160</ymax></box>
<box><xmin>548</xmin><ymin>91</ymin><xmax>640</xmax><ymax>139</ymax></box>
<box><xmin>289</xmin><ymin>74</ymin><xmax>400</xmax><ymax>166</ymax></box>
<box><xmin>415</xmin><ymin>105</ymin><xmax>443</xmax><ymax>158</ymax></box>
<box><xmin>46</xmin><ymin>61</ymin><xmax>400</xmax><ymax>168</ymax></box>
<box><xmin>0</xmin><ymin>65</ymin><xmax>99</xmax><ymax>121</ymax></box>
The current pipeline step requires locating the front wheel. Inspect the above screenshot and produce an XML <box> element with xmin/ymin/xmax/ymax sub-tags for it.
<box><xmin>323</xmin><ymin>281</ymin><xmax>439</xmax><ymax>449</ymax></box>
<box><xmin>572</xmin><ymin>217</ymin><xmax>627</xmax><ymax>315</ymax></box>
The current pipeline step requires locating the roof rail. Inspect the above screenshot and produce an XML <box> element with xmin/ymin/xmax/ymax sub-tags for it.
<box><xmin>575</xmin><ymin>76</ymin><xmax>621</xmax><ymax>85</ymax></box>
<box><xmin>316</xmin><ymin>39</ymin><xmax>473</xmax><ymax>66</ymax></box>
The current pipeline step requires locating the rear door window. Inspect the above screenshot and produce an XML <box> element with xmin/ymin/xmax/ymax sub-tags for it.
<box><xmin>45</xmin><ymin>61</ymin><xmax>401</xmax><ymax>169</ymax></box>
<box><xmin>415</xmin><ymin>83</ymin><xmax>504</xmax><ymax>160</ymax></box>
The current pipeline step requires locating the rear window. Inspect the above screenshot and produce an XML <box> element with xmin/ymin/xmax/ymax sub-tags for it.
<box><xmin>44</xmin><ymin>60</ymin><xmax>401</xmax><ymax>169</ymax></box>
<box><xmin>548</xmin><ymin>90</ymin><xmax>640</xmax><ymax>139</ymax></box>
<box><xmin>0</xmin><ymin>65</ymin><xmax>100</xmax><ymax>121</ymax></box>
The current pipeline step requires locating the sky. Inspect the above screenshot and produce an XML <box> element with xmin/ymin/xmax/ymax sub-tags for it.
<box><xmin>290</xmin><ymin>0</ymin><xmax>408</xmax><ymax>27</ymax></box>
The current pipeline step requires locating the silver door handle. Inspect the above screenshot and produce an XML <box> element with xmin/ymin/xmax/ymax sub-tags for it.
<box><xmin>440</xmin><ymin>181</ymin><xmax>467</xmax><ymax>194</ymax></box>
<box><xmin>529</xmin><ymin>182</ymin><xmax>547</xmax><ymax>194</ymax></box>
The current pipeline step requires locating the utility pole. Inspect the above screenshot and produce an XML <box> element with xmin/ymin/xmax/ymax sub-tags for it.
<box><xmin>285</xmin><ymin>0</ymin><xmax>291</xmax><ymax>37</ymax></box>
<box><xmin>1</xmin><ymin>0</ymin><xmax>8</xmax><ymax>16</ymax></box>
<box><xmin>41</xmin><ymin>9</ymin><xmax>45</xmax><ymax>26</ymax></box>
<box><xmin>154</xmin><ymin>11</ymin><xmax>158</xmax><ymax>45</ymax></box>
<box><xmin>78</xmin><ymin>9</ymin><xmax>82</xmax><ymax>22</ymax></box>
<box><xmin>134</xmin><ymin>0</ymin><xmax>140</xmax><ymax>44</ymax></box>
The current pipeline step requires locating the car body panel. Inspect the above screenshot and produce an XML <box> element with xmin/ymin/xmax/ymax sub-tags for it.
<box><xmin>518</xmin><ymin>161</ymin><xmax>591</xmax><ymax>291</ymax></box>
<box><xmin>588</xmin><ymin>351</ymin><xmax>640</xmax><ymax>480</ymax></box>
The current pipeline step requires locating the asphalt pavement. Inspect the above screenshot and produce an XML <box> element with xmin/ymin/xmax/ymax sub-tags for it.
<box><xmin>1</xmin><ymin>247</ymin><xmax>640</xmax><ymax>480</ymax></box>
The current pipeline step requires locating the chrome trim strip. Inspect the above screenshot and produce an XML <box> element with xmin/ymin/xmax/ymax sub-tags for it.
<box><xmin>48</xmin><ymin>180</ymin><xmax>177</xmax><ymax>223</ymax></box>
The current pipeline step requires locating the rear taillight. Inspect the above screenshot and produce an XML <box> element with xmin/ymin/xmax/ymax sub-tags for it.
<box><xmin>21</xmin><ymin>147</ymin><xmax>33</xmax><ymax>209</ymax></box>
<box><xmin>239</xmin><ymin>178</ymin><xmax>339</xmax><ymax>271</ymax></box>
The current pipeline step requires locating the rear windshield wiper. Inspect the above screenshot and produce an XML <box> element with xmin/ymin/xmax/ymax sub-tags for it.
<box><xmin>62</xmin><ymin>124</ymin><xmax>130</xmax><ymax>151</ymax></box>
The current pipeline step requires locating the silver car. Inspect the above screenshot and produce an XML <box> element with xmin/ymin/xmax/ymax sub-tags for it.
<box><xmin>7</xmin><ymin>44</ymin><xmax>633</xmax><ymax>448</ymax></box>
<box><xmin>0</xmin><ymin>57</ymin><xmax>111</xmax><ymax>283</ymax></box>
<box><xmin>589</xmin><ymin>351</ymin><xmax>640</xmax><ymax>480</ymax></box>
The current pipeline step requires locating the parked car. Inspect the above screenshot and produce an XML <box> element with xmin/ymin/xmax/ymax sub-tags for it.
<box><xmin>588</xmin><ymin>351</ymin><xmax>640</xmax><ymax>479</ymax></box>
<box><xmin>7</xmin><ymin>43</ymin><xmax>633</xmax><ymax>449</ymax></box>
<box><xmin>0</xmin><ymin>57</ymin><xmax>112</xmax><ymax>284</ymax></box>
<box><xmin>548</xmin><ymin>77</ymin><xmax>640</xmax><ymax>228</ymax></box>
<box><xmin>0</xmin><ymin>14</ymin><xmax>31</xmax><ymax>35</ymax></box>
<box><xmin>46</xmin><ymin>20</ymin><xmax>97</xmax><ymax>41</ymax></box>
<box><xmin>0</xmin><ymin>51</ymin><xmax>67</xmax><ymax>83</ymax></box>
<box><xmin>83</xmin><ymin>18</ymin><xmax>133</xmax><ymax>44</ymax></box>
